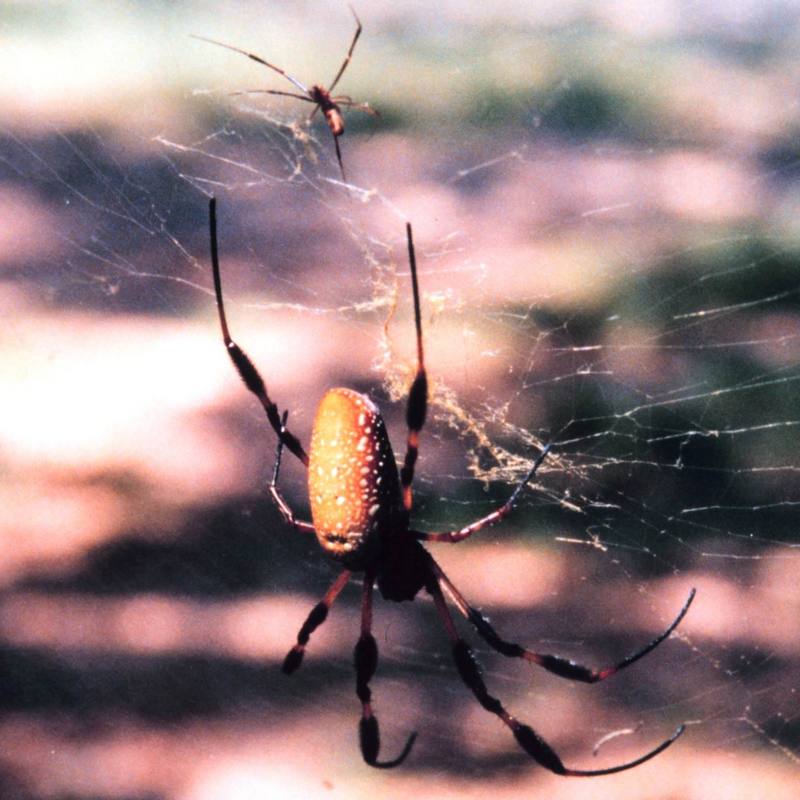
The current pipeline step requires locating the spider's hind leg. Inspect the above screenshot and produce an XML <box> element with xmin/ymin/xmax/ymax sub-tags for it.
<box><xmin>432</xmin><ymin>557</ymin><xmax>695</xmax><ymax>684</ymax></box>
<box><xmin>356</xmin><ymin>571</ymin><xmax>418</xmax><ymax>768</ymax></box>
<box><xmin>208</xmin><ymin>198</ymin><xmax>308</xmax><ymax>466</ymax></box>
<box><xmin>333</xmin><ymin>133</ymin><xmax>347</xmax><ymax>183</ymax></box>
<box><xmin>424</xmin><ymin>559</ymin><xmax>686</xmax><ymax>776</ymax></box>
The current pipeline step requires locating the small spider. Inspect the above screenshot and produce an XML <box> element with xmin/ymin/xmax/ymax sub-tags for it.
<box><xmin>207</xmin><ymin>197</ymin><xmax>696</xmax><ymax>773</ymax></box>
<box><xmin>193</xmin><ymin>6</ymin><xmax>377</xmax><ymax>182</ymax></box>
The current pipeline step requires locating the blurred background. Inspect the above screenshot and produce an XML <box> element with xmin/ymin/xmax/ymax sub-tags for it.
<box><xmin>2</xmin><ymin>0</ymin><xmax>800</xmax><ymax>797</ymax></box>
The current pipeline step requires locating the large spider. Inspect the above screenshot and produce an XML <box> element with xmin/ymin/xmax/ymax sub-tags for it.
<box><xmin>207</xmin><ymin>197</ymin><xmax>695</xmax><ymax>773</ymax></box>
<box><xmin>193</xmin><ymin>6</ymin><xmax>377</xmax><ymax>182</ymax></box>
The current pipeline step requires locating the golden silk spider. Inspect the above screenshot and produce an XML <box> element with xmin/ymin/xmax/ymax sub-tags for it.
<box><xmin>207</xmin><ymin>197</ymin><xmax>695</xmax><ymax>773</ymax></box>
<box><xmin>193</xmin><ymin>5</ymin><xmax>377</xmax><ymax>183</ymax></box>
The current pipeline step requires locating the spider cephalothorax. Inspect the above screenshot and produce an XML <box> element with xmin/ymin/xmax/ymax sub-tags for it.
<box><xmin>207</xmin><ymin>197</ymin><xmax>695</xmax><ymax>773</ymax></box>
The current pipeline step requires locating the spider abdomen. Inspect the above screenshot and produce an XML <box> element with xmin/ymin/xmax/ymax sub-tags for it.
<box><xmin>324</xmin><ymin>107</ymin><xmax>345</xmax><ymax>137</ymax></box>
<box><xmin>308</xmin><ymin>388</ymin><xmax>402</xmax><ymax>565</ymax></box>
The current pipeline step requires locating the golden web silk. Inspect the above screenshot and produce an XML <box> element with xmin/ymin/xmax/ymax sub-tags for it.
<box><xmin>308</xmin><ymin>388</ymin><xmax>402</xmax><ymax>565</ymax></box>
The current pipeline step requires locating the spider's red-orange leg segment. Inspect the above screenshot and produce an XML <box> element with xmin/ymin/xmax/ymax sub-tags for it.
<box><xmin>282</xmin><ymin>569</ymin><xmax>352</xmax><ymax>674</ymax></box>
<box><xmin>270</xmin><ymin>410</ymin><xmax>315</xmax><ymax>534</ymax></box>
<box><xmin>415</xmin><ymin>444</ymin><xmax>551</xmax><ymax>543</ymax></box>
<box><xmin>399</xmin><ymin>223</ymin><xmax>428</xmax><ymax>511</ymax></box>
<box><xmin>426</xmin><ymin>571</ymin><xmax>685</xmax><ymax>776</ymax></box>
<box><xmin>432</xmin><ymin>559</ymin><xmax>695</xmax><ymax>683</ymax></box>
<box><xmin>209</xmin><ymin>198</ymin><xmax>309</xmax><ymax>466</ymax></box>
<box><xmin>356</xmin><ymin>572</ymin><xmax>417</xmax><ymax>768</ymax></box>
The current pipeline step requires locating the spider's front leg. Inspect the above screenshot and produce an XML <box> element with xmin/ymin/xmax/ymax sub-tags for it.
<box><xmin>399</xmin><ymin>222</ymin><xmax>428</xmax><ymax>512</ymax></box>
<box><xmin>355</xmin><ymin>571</ymin><xmax>417</xmax><ymax>768</ymax></box>
<box><xmin>208</xmin><ymin>198</ymin><xmax>308</xmax><ymax>466</ymax></box>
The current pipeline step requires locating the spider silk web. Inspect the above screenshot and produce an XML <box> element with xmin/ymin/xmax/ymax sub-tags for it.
<box><xmin>1</xmin><ymin>1</ymin><xmax>799</xmax><ymax>799</ymax></box>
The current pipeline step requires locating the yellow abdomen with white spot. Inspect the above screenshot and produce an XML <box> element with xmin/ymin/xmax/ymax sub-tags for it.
<box><xmin>308</xmin><ymin>388</ymin><xmax>402</xmax><ymax>565</ymax></box>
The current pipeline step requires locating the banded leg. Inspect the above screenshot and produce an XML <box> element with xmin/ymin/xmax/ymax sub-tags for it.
<box><xmin>282</xmin><ymin>569</ymin><xmax>352</xmax><ymax>674</ymax></box>
<box><xmin>426</xmin><ymin>572</ymin><xmax>685</xmax><ymax>776</ymax></box>
<box><xmin>269</xmin><ymin>410</ymin><xmax>315</xmax><ymax>534</ymax></box>
<box><xmin>399</xmin><ymin>223</ymin><xmax>428</xmax><ymax>511</ymax></box>
<box><xmin>328</xmin><ymin>5</ymin><xmax>363</xmax><ymax>92</ymax></box>
<box><xmin>335</xmin><ymin>98</ymin><xmax>381</xmax><ymax>117</ymax></box>
<box><xmin>209</xmin><ymin>198</ymin><xmax>309</xmax><ymax>466</ymax></box>
<box><xmin>229</xmin><ymin>89</ymin><xmax>316</xmax><ymax>102</ymax></box>
<box><xmin>191</xmin><ymin>34</ymin><xmax>309</xmax><ymax>95</ymax></box>
<box><xmin>355</xmin><ymin>572</ymin><xmax>417</xmax><ymax>768</ymax></box>
<box><xmin>415</xmin><ymin>445</ymin><xmax>551</xmax><ymax>544</ymax></box>
<box><xmin>432</xmin><ymin>559</ymin><xmax>696</xmax><ymax>683</ymax></box>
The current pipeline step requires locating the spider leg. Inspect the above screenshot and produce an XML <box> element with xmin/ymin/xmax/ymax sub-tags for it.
<box><xmin>425</xmin><ymin>568</ymin><xmax>685</xmax><ymax>776</ymax></box>
<box><xmin>415</xmin><ymin>444</ymin><xmax>551</xmax><ymax>543</ymax></box>
<box><xmin>269</xmin><ymin>411</ymin><xmax>316</xmax><ymax>534</ymax></box>
<box><xmin>334</xmin><ymin>98</ymin><xmax>381</xmax><ymax>117</ymax></box>
<box><xmin>208</xmin><ymin>198</ymin><xmax>309</xmax><ymax>466</ymax></box>
<box><xmin>332</xmin><ymin>132</ymin><xmax>347</xmax><ymax>183</ymax></box>
<box><xmin>356</xmin><ymin>571</ymin><xmax>418</xmax><ymax>768</ymax></box>
<box><xmin>432</xmin><ymin>558</ymin><xmax>695</xmax><ymax>683</ymax></box>
<box><xmin>191</xmin><ymin>34</ymin><xmax>309</xmax><ymax>95</ymax></box>
<box><xmin>229</xmin><ymin>89</ymin><xmax>316</xmax><ymax>102</ymax></box>
<box><xmin>399</xmin><ymin>223</ymin><xmax>428</xmax><ymax>511</ymax></box>
<box><xmin>327</xmin><ymin>5</ymin><xmax>362</xmax><ymax>93</ymax></box>
<box><xmin>282</xmin><ymin>569</ymin><xmax>352</xmax><ymax>674</ymax></box>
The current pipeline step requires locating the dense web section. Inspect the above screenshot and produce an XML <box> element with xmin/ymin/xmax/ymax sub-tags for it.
<box><xmin>2</xmin><ymin>3</ymin><xmax>800</xmax><ymax>795</ymax></box>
